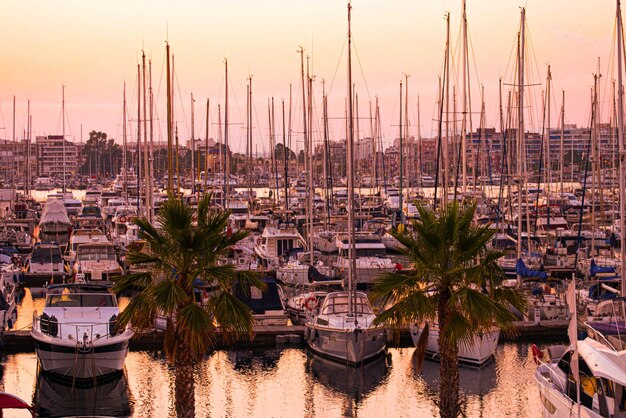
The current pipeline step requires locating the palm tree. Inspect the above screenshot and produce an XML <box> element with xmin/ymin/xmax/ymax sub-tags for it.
<box><xmin>371</xmin><ymin>200</ymin><xmax>526</xmax><ymax>418</ymax></box>
<box><xmin>114</xmin><ymin>193</ymin><xmax>265</xmax><ymax>418</ymax></box>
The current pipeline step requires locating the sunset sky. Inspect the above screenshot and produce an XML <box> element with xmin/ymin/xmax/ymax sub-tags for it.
<box><xmin>0</xmin><ymin>0</ymin><xmax>618</xmax><ymax>154</ymax></box>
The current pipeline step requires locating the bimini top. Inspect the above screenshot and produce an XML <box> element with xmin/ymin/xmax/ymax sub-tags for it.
<box><xmin>578</xmin><ymin>338</ymin><xmax>626</xmax><ymax>386</ymax></box>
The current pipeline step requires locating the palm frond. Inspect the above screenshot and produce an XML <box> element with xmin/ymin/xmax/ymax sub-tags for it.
<box><xmin>175</xmin><ymin>303</ymin><xmax>217</xmax><ymax>360</ymax></box>
<box><xmin>207</xmin><ymin>291</ymin><xmax>255</xmax><ymax>342</ymax></box>
<box><xmin>152</xmin><ymin>279</ymin><xmax>190</xmax><ymax>315</ymax></box>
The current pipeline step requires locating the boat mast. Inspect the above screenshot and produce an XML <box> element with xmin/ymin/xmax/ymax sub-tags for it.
<box><xmin>137</xmin><ymin>63</ymin><xmax>142</xmax><ymax>208</ymax></box>
<box><xmin>347</xmin><ymin>1</ymin><xmax>357</xmax><ymax>315</ymax></box>
<box><xmin>559</xmin><ymin>90</ymin><xmax>565</xmax><ymax>196</ymax></box>
<box><xmin>616</xmin><ymin>0</ymin><xmax>626</xmax><ymax>294</ymax></box>
<box><xmin>62</xmin><ymin>85</ymin><xmax>66</xmax><ymax>194</ymax></box>
<box><xmin>149</xmin><ymin>59</ymin><xmax>155</xmax><ymax>221</ymax></box>
<box><xmin>205</xmin><ymin>99</ymin><xmax>210</xmax><ymax>195</ymax></box>
<box><xmin>461</xmin><ymin>0</ymin><xmax>468</xmax><ymax>194</ymax></box>
<box><xmin>142</xmin><ymin>52</ymin><xmax>151</xmax><ymax>220</ymax></box>
<box><xmin>516</xmin><ymin>9</ymin><xmax>525</xmax><ymax>288</ymax></box>
<box><xmin>224</xmin><ymin>59</ymin><xmax>230</xmax><ymax>206</ymax></box>
<box><xmin>191</xmin><ymin>93</ymin><xmax>196</xmax><ymax>201</ymax></box>
<box><xmin>166</xmin><ymin>42</ymin><xmax>173</xmax><ymax>194</ymax></box>
<box><xmin>282</xmin><ymin>99</ymin><xmax>289</xmax><ymax>213</ymax></box>
<box><xmin>399</xmin><ymin>80</ymin><xmax>403</xmax><ymax>218</ymax></box>
<box><xmin>123</xmin><ymin>83</ymin><xmax>128</xmax><ymax>204</ymax></box>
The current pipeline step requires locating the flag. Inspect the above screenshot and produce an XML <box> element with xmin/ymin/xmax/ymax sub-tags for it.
<box><xmin>566</xmin><ymin>278</ymin><xmax>579</xmax><ymax>383</ymax></box>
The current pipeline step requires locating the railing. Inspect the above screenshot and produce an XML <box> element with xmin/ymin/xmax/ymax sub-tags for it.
<box><xmin>32</xmin><ymin>311</ymin><xmax>123</xmax><ymax>344</ymax></box>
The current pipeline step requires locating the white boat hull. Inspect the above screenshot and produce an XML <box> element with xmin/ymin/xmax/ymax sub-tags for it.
<box><xmin>410</xmin><ymin>324</ymin><xmax>499</xmax><ymax>366</ymax></box>
<box><xmin>305</xmin><ymin>324</ymin><xmax>386</xmax><ymax>364</ymax></box>
<box><xmin>535</xmin><ymin>366</ymin><xmax>602</xmax><ymax>418</ymax></box>
<box><xmin>32</xmin><ymin>330</ymin><xmax>132</xmax><ymax>379</ymax></box>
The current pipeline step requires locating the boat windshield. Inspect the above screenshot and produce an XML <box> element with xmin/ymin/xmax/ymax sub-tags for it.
<box><xmin>31</xmin><ymin>247</ymin><xmax>63</xmax><ymax>263</ymax></box>
<box><xmin>46</xmin><ymin>292</ymin><xmax>116</xmax><ymax>308</ymax></box>
<box><xmin>321</xmin><ymin>295</ymin><xmax>373</xmax><ymax>315</ymax></box>
<box><xmin>77</xmin><ymin>246</ymin><xmax>116</xmax><ymax>261</ymax></box>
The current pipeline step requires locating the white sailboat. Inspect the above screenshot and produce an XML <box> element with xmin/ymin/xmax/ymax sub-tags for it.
<box><xmin>304</xmin><ymin>2</ymin><xmax>386</xmax><ymax>365</ymax></box>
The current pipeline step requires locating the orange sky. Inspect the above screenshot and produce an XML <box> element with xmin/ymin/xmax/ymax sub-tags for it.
<box><xmin>0</xmin><ymin>0</ymin><xmax>617</xmax><ymax>154</ymax></box>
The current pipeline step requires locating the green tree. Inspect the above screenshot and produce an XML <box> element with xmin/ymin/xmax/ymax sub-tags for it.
<box><xmin>371</xmin><ymin>201</ymin><xmax>526</xmax><ymax>418</ymax></box>
<box><xmin>80</xmin><ymin>131</ymin><xmax>122</xmax><ymax>176</ymax></box>
<box><xmin>114</xmin><ymin>194</ymin><xmax>265</xmax><ymax>418</ymax></box>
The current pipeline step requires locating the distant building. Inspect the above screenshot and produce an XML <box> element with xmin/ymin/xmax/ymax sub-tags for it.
<box><xmin>0</xmin><ymin>139</ymin><xmax>37</xmax><ymax>183</ymax></box>
<box><xmin>36</xmin><ymin>135</ymin><xmax>79</xmax><ymax>177</ymax></box>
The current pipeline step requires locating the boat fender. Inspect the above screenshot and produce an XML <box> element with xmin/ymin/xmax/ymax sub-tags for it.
<box><xmin>304</xmin><ymin>296</ymin><xmax>318</xmax><ymax>312</ymax></box>
<box><xmin>109</xmin><ymin>314</ymin><xmax>118</xmax><ymax>336</ymax></box>
<box><xmin>303</xmin><ymin>327</ymin><xmax>310</xmax><ymax>341</ymax></box>
<box><xmin>531</xmin><ymin>344</ymin><xmax>543</xmax><ymax>364</ymax></box>
<box><xmin>309</xmin><ymin>328</ymin><xmax>318</xmax><ymax>343</ymax></box>
<box><xmin>48</xmin><ymin>315</ymin><xmax>58</xmax><ymax>337</ymax></box>
<box><xmin>40</xmin><ymin>312</ymin><xmax>50</xmax><ymax>334</ymax></box>
<box><xmin>6</xmin><ymin>317</ymin><xmax>12</xmax><ymax>330</ymax></box>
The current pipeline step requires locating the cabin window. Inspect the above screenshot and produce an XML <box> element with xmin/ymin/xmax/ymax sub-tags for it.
<box><xmin>277</xmin><ymin>239</ymin><xmax>293</xmax><ymax>257</ymax></box>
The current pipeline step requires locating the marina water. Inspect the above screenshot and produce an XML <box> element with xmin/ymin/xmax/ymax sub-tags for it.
<box><xmin>3</xmin><ymin>290</ymin><xmax>544</xmax><ymax>417</ymax></box>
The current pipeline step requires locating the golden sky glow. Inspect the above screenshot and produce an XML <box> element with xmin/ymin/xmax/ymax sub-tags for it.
<box><xmin>0</xmin><ymin>0</ymin><xmax>617</xmax><ymax>153</ymax></box>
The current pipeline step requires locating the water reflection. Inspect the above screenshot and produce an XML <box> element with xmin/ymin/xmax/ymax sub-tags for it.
<box><xmin>305</xmin><ymin>350</ymin><xmax>390</xmax><ymax>401</ymax></box>
<box><xmin>414</xmin><ymin>352</ymin><xmax>498</xmax><ymax>397</ymax></box>
<box><xmin>33</xmin><ymin>371</ymin><xmax>133</xmax><ymax>417</ymax></box>
<box><xmin>228</xmin><ymin>348</ymin><xmax>282</xmax><ymax>371</ymax></box>
<box><xmin>1</xmin><ymin>346</ymin><xmax>543</xmax><ymax>417</ymax></box>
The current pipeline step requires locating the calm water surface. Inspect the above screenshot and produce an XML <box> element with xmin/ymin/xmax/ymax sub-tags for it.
<box><xmin>4</xmin><ymin>293</ymin><xmax>544</xmax><ymax>417</ymax></box>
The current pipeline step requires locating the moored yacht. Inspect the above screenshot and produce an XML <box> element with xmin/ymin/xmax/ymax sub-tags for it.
<box><xmin>305</xmin><ymin>291</ymin><xmax>386</xmax><ymax>364</ymax></box>
<box><xmin>410</xmin><ymin>323</ymin><xmax>500</xmax><ymax>366</ymax></box>
<box><xmin>31</xmin><ymin>283</ymin><xmax>133</xmax><ymax>379</ymax></box>
<box><xmin>333</xmin><ymin>233</ymin><xmax>395</xmax><ymax>285</ymax></box>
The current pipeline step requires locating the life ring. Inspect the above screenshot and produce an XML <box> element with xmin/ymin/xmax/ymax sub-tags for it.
<box><xmin>304</xmin><ymin>296</ymin><xmax>318</xmax><ymax>311</ymax></box>
<box><xmin>531</xmin><ymin>343</ymin><xmax>543</xmax><ymax>364</ymax></box>
<box><xmin>118</xmin><ymin>215</ymin><xmax>127</xmax><ymax>223</ymax></box>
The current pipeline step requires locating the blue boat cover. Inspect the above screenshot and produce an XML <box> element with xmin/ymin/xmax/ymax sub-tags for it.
<box><xmin>233</xmin><ymin>276</ymin><xmax>283</xmax><ymax>314</ymax></box>
<box><xmin>516</xmin><ymin>258</ymin><xmax>548</xmax><ymax>280</ymax></box>
<box><xmin>590</xmin><ymin>259</ymin><xmax>616</xmax><ymax>276</ymax></box>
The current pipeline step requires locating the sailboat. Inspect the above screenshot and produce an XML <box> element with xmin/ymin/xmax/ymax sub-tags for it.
<box><xmin>304</xmin><ymin>2</ymin><xmax>386</xmax><ymax>365</ymax></box>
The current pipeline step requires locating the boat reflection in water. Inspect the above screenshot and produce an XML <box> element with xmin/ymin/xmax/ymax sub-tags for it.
<box><xmin>33</xmin><ymin>371</ymin><xmax>133</xmax><ymax>418</ymax></box>
<box><xmin>412</xmin><ymin>348</ymin><xmax>498</xmax><ymax>398</ymax></box>
<box><xmin>305</xmin><ymin>350</ymin><xmax>390</xmax><ymax>400</ymax></box>
<box><xmin>228</xmin><ymin>348</ymin><xmax>282</xmax><ymax>371</ymax></box>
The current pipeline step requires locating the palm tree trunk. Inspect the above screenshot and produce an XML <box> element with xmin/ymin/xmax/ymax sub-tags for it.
<box><xmin>438</xmin><ymin>293</ymin><xmax>460</xmax><ymax>418</ymax></box>
<box><xmin>175</xmin><ymin>338</ymin><xmax>195</xmax><ymax>418</ymax></box>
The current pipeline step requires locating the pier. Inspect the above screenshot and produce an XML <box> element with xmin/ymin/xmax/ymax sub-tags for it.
<box><xmin>0</xmin><ymin>320</ymin><xmax>570</xmax><ymax>353</ymax></box>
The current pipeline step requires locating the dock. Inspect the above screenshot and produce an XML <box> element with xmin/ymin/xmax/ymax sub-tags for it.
<box><xmin>0</xmin><ymin>320</ymin><xmax>570</xmax><ymax>353</ymax></box>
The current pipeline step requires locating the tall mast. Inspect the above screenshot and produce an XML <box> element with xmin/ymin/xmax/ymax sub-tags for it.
<box><xmin>298</xmin><ymin>47</ymin><xmax>311</xmax><ymax>256</ymax></box>
<box><xmin>166</xmin><ymin>42</ymin><xmax>173</xmax><ymax>193</ymax></box>
<box><xmin>347</xmin><ymin>1</ymin><xmax>357</xmax><ymax>315</ymax></box>
<box><xmin>142</xmin><ymin>51</ymin><xmax>150</xmax><ymax>219</ymax></box>
<box><xmin>123</xmin><ymin>83</ymin><xmax>128</xmax><ymax>203</ymax></box>
<box><xmin>461</xmin><ymin>0</ymin><xmax>468</xmax><ymax>193</ymax></box>
<box><xmin>307</xmin><ymin>62</ymin><xmax>314</xmax><ymax>265</ymax></box>
<box><xmin>247</xmin><ymin>78</ymin><xmax>253</xmax><ymax>203</ymax></box>
<box><xmin>12</xmin><ymin>96</ymin><xmax>15</xmax><ymax>192</ymax></box>
<box><xmin>399</xmin><ymin>80</ymin><xmax>403</xmax><ymax>217</ymax></box>
<box><xmin>148</xmin><ymin>59</ymin><xmax>155</xmax><ymax>221</ymax></box>
<box><xmin>616</xmin><ymin>0</ymin><xmax>625</xmax><ymax>294</ymax></box>
<box><xmin>417</xmin><ymin>95</ymin><xmax>422</xmax><ymax>188</ymax></box>
<box><xmin>191</xmin><ymin>93</ymin><xmax>196</xmax><ymax>201</ymax></box>
<box><xmin>224</xmin><ymin>59</ymin><xmax>230</xmax><ymax>205</ymax></box>
<box><xmin>137</xmin><ymin>63</ymin><xmax>142</xmax><ymax>200</ymax></box>
<box><xmin>559</xmin><ymin>90</ymin><xmax>565</xmax><ymax>196</ymax></box>
<box><xmin>282</xmin><ymin>99</ymin><xmax>289</xmax><ymax>212</ymax></box>
<box><xmin>516</xmin><ymin>9</ymin><xmax>525</xmax><ymax>288</ymax></box>
<box><xmin>62</xmin><ymin>85</ymin><xmax>66</xmax><ymax>194</ymax></box>
<box><xmin>443</xmin><ymin>14</ymin><xmax>450</xmax><ymax>202</ymax></box>
<box><xmin>205</xmin><ymin>99</ymin><xmax>210</xmax><ymax>195</ymax></box>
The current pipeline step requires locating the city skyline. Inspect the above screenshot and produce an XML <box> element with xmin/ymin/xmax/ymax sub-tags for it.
<box><xmin>0</xmin><ymin>1</ymin><xmax>617</xmax><ymax>154</ymax></box>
